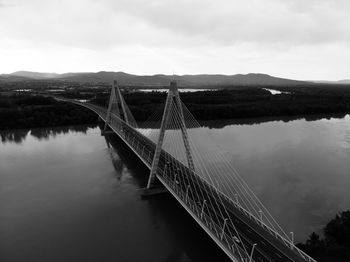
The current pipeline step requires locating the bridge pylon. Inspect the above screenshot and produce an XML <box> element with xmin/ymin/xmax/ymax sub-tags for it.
<box><xmin>104</xmin><ymin>80</ymin><xmax>130</xmax><ymax>131</ymax></box>
<box><xmin>147</xmin><ymin>81</ymin><xmax>195</xmax><ymax>189</ymax></box>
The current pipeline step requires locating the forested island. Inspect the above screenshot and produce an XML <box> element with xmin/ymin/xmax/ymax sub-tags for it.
<box><xmin>1</xmin><ymin>82</ymin><xmax>350</xmax><ymax>130</ymax></box>
<box><xmin>129</xmin><ymin>86</ymin><xmax>350</xmax><ymax>121</ymax></box>
<box><xmin>90</xmin><ymin>84</ymin><xmax>350</xmax><ymax>122</ymax></box>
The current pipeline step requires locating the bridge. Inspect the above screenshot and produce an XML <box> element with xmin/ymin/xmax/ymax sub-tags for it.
<box><xmin>55</xmin><ymin>81</ymin><xmax>316</xmax><ymax>262</ymax></box>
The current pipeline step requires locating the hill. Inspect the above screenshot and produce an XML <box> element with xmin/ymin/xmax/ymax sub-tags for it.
<box><xmin>0</xmin><ymin>75</ymin><xmax>32</xmax><ymax>82</ymax></box>
<box><xmin>56</xmin><ymin>71</ymin><xmax>309</xmax><ymax>86</ymax></box>
<box><xmin>10</xmin><ymin>71</ymin><xmax>60</xmax><ymax>79</ymax></box>
<box><xmin>312</xmin><ymin>79</ymin><xmax>350</xmax><ymax>84</ymax></box>
<box><xmin>338</xmin><ymin>79</ymin><xmax>350</xmax><ymax>84</ymax></box>
<box><xmin>0</xmin><ymin>71</ymin><xmax>311</xmax><ymax>86</ymax></box>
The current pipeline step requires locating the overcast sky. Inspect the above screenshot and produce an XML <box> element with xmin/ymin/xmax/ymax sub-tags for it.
<box><xmin>0</xmin><ymin>0</ymin><xmax>349</xmax><ymax>80</ymax></box>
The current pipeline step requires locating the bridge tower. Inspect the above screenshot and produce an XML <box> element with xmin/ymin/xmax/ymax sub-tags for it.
<box><xmin>104</xmin><ymin>80</ymin><xmax>130</xmax><ymax>131</ymax></box>
<box><xmin>147</xmin><ymin>81</ymin><xmax>195</xmax><ymax>189</ymax></box>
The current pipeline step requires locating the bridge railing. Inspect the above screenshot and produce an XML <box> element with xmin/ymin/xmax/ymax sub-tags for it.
<box><xmin>157</xmin><ymin>160</ymin><xmax>316</xmax><ymax>262</ymax></box>
<box><xmin>207</xmin><ymin>189</ymin><xmax>317</xmax><ymax>262</ymax></box>
<box><xmin>219</xmin><ymin>193</ymin><xmax>309</xmax><ymax>258</ymax></box>
<box><xmin>156</xmin><ymin>164</ymin><xmax>249</xmax><ymax>262</ymax></box>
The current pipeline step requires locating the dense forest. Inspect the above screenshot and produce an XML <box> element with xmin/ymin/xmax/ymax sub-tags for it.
<box><xmin>297</xmin><ymin>211</ymin><xmax>350</xmax><ymax>262</ymax></box>
<box><xmin>90</xmin><ymin>85</ymin><xmax>350</xmax><ymax>122</ymax></box>
<box><xmin>0</xmin><ymin>94</ymin><xmax>97</xmax><ymax>130</ymax></box>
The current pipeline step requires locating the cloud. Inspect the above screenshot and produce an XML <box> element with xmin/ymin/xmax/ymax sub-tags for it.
<box><xmin>1</xmin><ymin>0</ymin><xmax>349</xmax><ymax>50</ymax></box>
<box><xmin>0</xmin><ymin>0</ymin><xmax>349</xmax><ymax>79</ymax></box>
<box><xmin>104</xmin><ymin>0</ymin><xmax>350</xmax><ymax>45</ymax></box>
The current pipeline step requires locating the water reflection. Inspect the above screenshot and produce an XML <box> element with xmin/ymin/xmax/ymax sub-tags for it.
<box><xmin>104</xmin><ymin>133</ymin><xmax>149</xmax><ymax>186</ymax></box>
<box><xmin>107</xmin><ymin>148</ymin><xmax>124</xmax><ymax>178</ymax></box>
<box><xmin>199</xmin><ymin>113</ymin><xmax>348</xmax><ymax>129</ymax></box>
<box><xmin>0</xmin><ymin>129</ymin><xmax>30</xmax><ymax>144</ymax></box>
<box><xmin>0</xmin><ymin>124</ymin><xmax>97</xmax><ymax>144</ymax></box>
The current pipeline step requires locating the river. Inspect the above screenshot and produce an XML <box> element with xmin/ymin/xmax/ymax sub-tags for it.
<box><xmin>1</xmin><ymin>115</ymin><xmax>350</xmax><ymax>262</ymax></box>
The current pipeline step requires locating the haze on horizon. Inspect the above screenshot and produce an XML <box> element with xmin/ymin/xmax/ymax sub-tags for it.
<box><xmin>0</xmin><ymin>0</ymin><xmax>349</xmax><ymax>81</ymax></box>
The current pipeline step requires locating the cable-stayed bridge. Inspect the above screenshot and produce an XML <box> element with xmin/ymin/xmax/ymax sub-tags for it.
<box><xmin>53</xmin><ymin>81</ymin><xmax>316</xmax><ymax>262</ymax></box>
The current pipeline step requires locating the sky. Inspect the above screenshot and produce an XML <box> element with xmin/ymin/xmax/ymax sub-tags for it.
<box><xmin>0</xmin><ymin>0</ymin><xmax>349</xmax><ymax>80</ymax></box>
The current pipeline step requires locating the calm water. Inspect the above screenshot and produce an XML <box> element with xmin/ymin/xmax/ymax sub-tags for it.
<box><xmin>1</xmin><ymin>115</ymin><xmax>350</xmax><ymax>262</ymax></box>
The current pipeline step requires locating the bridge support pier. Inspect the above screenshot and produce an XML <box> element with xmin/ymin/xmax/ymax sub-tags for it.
<box><xmin>139</xmin><ymin>185</ymin><xmax>168</xmax><ymax>197</ymax></box>
<box><xmin>101</xmin><ymin>129</ymin><xmax>114</xmax><ymax>136</ymax></box>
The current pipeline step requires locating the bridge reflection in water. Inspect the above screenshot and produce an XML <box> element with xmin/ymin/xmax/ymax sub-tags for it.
<box><xmin>55</xmin><ymin>80</ymin><xmax>316</xmax><ymax>262</ymax></box>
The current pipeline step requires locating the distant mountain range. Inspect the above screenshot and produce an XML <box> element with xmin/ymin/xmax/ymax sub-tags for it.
<box><xmin>0</xmin><ymin>70</ymin><xmax>348</xmax><ymax>86</ymax></box>
<box><xmin>9</xmin><ymin>71</ymin><xmax>61</xmax><ymax>79</ymax></box>
<box><xmin>312</xmin><ymin>79</ymin><xmax>350</xmax><ymax>84</ymax></box>
<box><xmin>338</xmin><ymin>80</ymin><xmax>350</xmax><ymax>84</ymax></box>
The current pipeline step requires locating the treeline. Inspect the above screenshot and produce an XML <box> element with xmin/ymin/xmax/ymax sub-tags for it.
<box><xmin>297</xmin><ymin>211</ymin><xmax>350</xmax><ymax>262</ymax></box>
<box><xmin>90</xmin><ymin>86</ymin><xmax>350</xmax><ymax>122</ymax></box>
<box><xmin>0</xmin><ymin>94</ymin><xmax>97</xmax><ymax>130</ymax></box>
